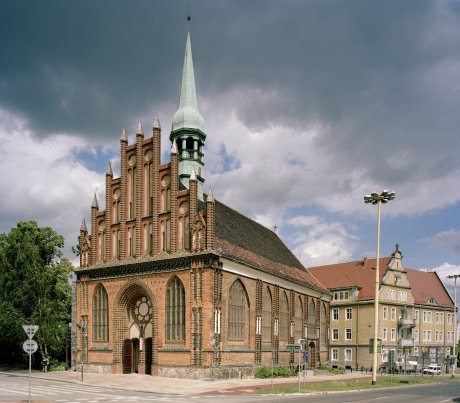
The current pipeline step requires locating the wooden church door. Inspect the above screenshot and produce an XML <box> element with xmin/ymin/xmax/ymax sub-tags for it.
<box><xmin>309</xmin><ymin>341</ymin><xmax>316</xmax><ymax>369</ymax></box>
<box><xmin>122</xmin><ymin>339</ymin><xmax>133</xmax><ymax>374</ymax></box>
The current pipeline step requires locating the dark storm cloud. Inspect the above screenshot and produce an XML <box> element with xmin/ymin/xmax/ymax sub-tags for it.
<box><xmin>1</xmin><ymin>0</ymin><xmax>459</xmax><ymax>186</ymax></box>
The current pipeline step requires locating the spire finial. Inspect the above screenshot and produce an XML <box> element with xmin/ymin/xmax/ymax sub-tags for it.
<box><xmin>121</xmin><ymin>128</ymin><xmax>128</xmax><ymax>142</ymax></box>
<box><xmin>80</xmin><ymin>218</ymin><xmax>87</xmax><ymax>232</ymax></box>
<box><xmin>106</xmin><ymin>161</ymin><xmax>113</xmax><ymax>176</ymax></box>
<box><xmin>92</xmin><ymin>193</ymin><xmax>99</xmax><ymax>209</ymax></box>
<box><xmin>207</xmin><ymin>186</ymin><xmax>214</xmax><ymax>202</ymax></box>
<box><xmin>136</xmin><ymin>121</ymin><xmax>144</xmax><ymax>135</ymax></box>
<box><xmin>153</xmin><ymin>115</ymin><xmax>161</xmax><ymax>130</ymax></box>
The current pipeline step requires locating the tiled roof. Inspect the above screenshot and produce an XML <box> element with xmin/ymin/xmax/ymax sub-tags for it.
<box><xmin>214</xmin><ymin>200</ymin><xmax>327</xmax><ymax>293</ymax></box>
<box><xmin>308</xmin><ymin>257</ymin><xmax>390</xmax><ymax>301</ymax></box>
<box><xmin>406</xmin><ymin>269</ymin><xmax>453</xmax><ymax>307</ymax></box>
<box><xmin>308</xmin><ymin>257</ymin><xmax>453</xmax><ymax>307</ymax></box>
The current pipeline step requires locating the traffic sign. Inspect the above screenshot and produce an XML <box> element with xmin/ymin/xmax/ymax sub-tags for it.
<box><xmin>22</xmin><ymin>325</ymin><xmax>39</xmax><ymax>339</ymax></box>
<box><xmin>286</xmin><ymin>344</ymin><xmax>301</xmax><ymax>351</ymax></box>
<box><xmin>298</xmin><ymin>338</ymin><xmax>308</xmax><ymax>345</ymax></box>
<box><xmin>23</xmin><ymin>339</ymin><xmax>38</xmax><ymax>354</ymax></box>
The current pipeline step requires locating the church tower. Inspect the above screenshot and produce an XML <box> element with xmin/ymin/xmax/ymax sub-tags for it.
<box><xmin>170</xmin><ymin>29</ymin><xmax>206</xmax><ymax>200</ymax></box>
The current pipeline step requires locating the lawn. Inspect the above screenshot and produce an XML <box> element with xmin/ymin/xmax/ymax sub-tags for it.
<box><xmin>254</xmin><ymin>375</ymin><xmax>456</xmax><ymax>395</ymax></box>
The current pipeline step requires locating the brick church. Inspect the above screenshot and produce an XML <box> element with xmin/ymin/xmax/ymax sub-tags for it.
<box><xmin>75</xmin><ymin>28</ymin><xmax>330</xmax><ymax>378</ymax></box>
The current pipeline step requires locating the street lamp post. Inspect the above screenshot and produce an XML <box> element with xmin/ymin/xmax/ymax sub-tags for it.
<box><xmin>364</xmin><ymin>190</ymin><xmax>395</xmax><ymax>385</ymax></box>
<box><xmin>76</xmin><ymin>323</ymin><xmax>86</xmax><ymax>382</ymax></box>
<box><xmin>447</xmin><ymin>274</ymin><xmax>459</xmax><ymax>378</ymax></box>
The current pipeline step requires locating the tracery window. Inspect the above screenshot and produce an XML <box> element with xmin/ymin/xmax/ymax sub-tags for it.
<box><xmin>279</xmin><ymin>292</ymin><xmax>289</xmax><ymax>342</ymax></box>
<box><xmin>262</xmin><ymin>287</ymin><xmax>272</xmax><ymax>343</ymax></box>
<box><xmin>228</xmin><ymin>280</ymin><xmax>248</xmax><ymax>340</ymax></box>
<box><xmin>166</xmin><ymin>277</ymin><xmax>186</xmax><ymax>341</ymax></box>
<box><xmin>294</xmin><ymin>296</ymin><xmax>303</xmax><ymax>342</ymax></box>
<box><xmin>308</xmin><ymin>299</ymin><xmax>316</xmax><ymax>338</ymax></box>
<box><xmin>320</xmin><ymin>303</ymin><xmax>327</xmax><ymax>347</ymax></box>
<box><xmin>93</xmin><ymin>285</ymin><xmax>109</xmax><ymax>341</ymax></box>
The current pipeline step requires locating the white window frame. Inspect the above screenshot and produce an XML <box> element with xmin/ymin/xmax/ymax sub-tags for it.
<box><xmin>331</xmin><ymin>348</ymin><xmax>339</xmax><ymax>361</ymax></box>
<box><xmin>346</xmin><ymin>308</ymin><xmax>352</xmax><ymax>320</ymax></box>
<box><xmin>332</xmin><ymin>308</ymin><xmax>339</xmax><ymax>321</ymax></box>
<box><xmin>383</xmin><ymin>306</ymin><xmax>388</xmax><ymax>320</ymax></box>
<box><xmin>391</xmin><ymin>328</ymin><xmax>396</xmax><ymax>341</ymax></box>
<box><xmin>345</xmin><ymin>328</ymin><xmax>352</xmax><ymax>341</ymax></box>
<box><xmin>345</xmin><ymin>348</ymin><xmax>352</xmax><ymax>361</ymax></box>
<box><xmin>332</xmin><ymin>328</ymin><xmax>339</xmax><ymax>340</ymax></box>
<box><xmin>391</xmin><ymin>307</ymin><xmax>396</xmax><ymax>321</ymax></box>
<box><xmin>382</xmin><ymin>327</ymin><xmax>387</xmax><ymax>341</ymax></box>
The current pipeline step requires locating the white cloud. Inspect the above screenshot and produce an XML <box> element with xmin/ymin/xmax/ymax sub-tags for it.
<box><xmin>0</xmin><ymin>108</ymin><xmax>105</xmax><ymax>259</ymax></box>
<box><xmin>418</xmin><ymin>229</ymin><xmax>460</xmax><ymax>253</ymax></box>
<box><xmin>284</xmin><ymin>214</ymin><xmax>359</xmax><ymax>267</ymax></box>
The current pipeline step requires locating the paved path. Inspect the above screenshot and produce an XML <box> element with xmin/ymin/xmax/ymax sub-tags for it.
<box><xmin>1</xmin><ymin>370</ymin><xmax>372</xmax><ymax>396</ymax></box>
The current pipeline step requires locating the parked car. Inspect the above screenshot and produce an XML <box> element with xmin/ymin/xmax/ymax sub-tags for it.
<box><xmin>423</xmin><ymin>364</ymin><xmax>441</xmax><ymax>375</ymax></box>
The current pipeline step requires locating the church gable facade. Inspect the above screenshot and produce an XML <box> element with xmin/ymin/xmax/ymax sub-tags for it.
<box><xmin>75</xmin><ymin>29</ymin><xmax>330</xmax><ymax>378</ymax></box>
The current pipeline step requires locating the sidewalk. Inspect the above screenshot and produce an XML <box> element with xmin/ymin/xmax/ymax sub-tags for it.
<box><xmin>2</xmin><ymin>370</ymin><xmax>372</xmax><ymax>396</ymax></box>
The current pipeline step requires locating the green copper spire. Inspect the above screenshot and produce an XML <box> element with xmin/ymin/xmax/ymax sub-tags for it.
<box><xmin>171</xmin><ymin>31</ymin><xmax>204</xmax><ymax>132</ymax></box>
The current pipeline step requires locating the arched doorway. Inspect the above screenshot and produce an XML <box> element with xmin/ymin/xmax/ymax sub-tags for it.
<box><xmin>114</xmin><ymin>282</ymin><xmax>156</xmax><ymax>375</ymax></box>
<box><xmin>309</xmin><ymin>341</ymin><xmax>316</xmax><ymax>369</ymax></box>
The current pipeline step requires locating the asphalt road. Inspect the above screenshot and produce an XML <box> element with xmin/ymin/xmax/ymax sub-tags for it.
<box><xmin>1</xmin><ymin>373</ymin><xmax>459</xmax><ymax>402</ymax></box>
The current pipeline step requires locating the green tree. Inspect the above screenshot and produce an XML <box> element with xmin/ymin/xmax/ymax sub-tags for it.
<box><xmin>0</xmin><ymin>221</ymin><xmax>73</xmax><ymax>366</ymax></box>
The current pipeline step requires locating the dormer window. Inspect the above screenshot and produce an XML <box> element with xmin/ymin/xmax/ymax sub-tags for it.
<box><xmin>428</xmin><ymin>297</ymin><xmax>437</xmax><ymax>305</ymax></box>
<box><xmin>333</xmin><ymin>291</ymin><xmax>349</xmax><ymax>301</ymax></box>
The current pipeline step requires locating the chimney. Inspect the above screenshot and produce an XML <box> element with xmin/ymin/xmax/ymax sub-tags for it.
<box><xmin>363</xmin><ymin>257</ymin><xmax>368</xmax><ymax>268</ymax></box>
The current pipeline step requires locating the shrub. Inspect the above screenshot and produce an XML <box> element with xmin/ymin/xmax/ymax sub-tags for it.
<box><xmin>48</xmin><ymin>360</ymin><xmax>67</xmax><ymax>372</ymax></box>
<box><xmin>255</xmin><ymin>366</ymin><xmax>295</xmax><ymax>379</ymax></box>
<box><xmin>319</xmin><ymin>364</ymin><xmax>345</xmax><ymax>374</ymax></box>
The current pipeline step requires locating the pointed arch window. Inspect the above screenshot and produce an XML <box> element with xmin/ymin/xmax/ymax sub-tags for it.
<box><xmin>166</xmin><ymin>277</ymin><xmax>185</xmax><ymax>342</ymax></box>
<box><xmin>320</xmin><ymin>303</ymin><xmax>327</xmax><ymax>348</ymax></box>
<box><xmin>308</xmin><ymin>299</ymin><xmax>316</xmax><ymax>338</ymax></box>
<box><xmin>228</xmin><ymin>280</ymin><xmax>248</xmax><ymax>340</ymax></box>
<box><xmin>93</xmin><ymin>285</ymin><xmax>109</xmax><ymax>341</ymax></box>
<box><xmin>279</xmin><ymin>292</ymin><xmax>289</xmax><ymax>342</ymax></box>
<box><xmin>294</xmin><ymin>296</ymin><xmax>303</xmax><ymax>342</ymax></box>
<box><xmin>262</xmin><ymin>287</ymin><xmax>272</xmax><ymax>343</ymax></box>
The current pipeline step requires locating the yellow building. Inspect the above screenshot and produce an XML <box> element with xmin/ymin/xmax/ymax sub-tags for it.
<box><xmin>309</xmin><ymin>245</ymin><xmax>455</xmax><ymax>371</ymax></box>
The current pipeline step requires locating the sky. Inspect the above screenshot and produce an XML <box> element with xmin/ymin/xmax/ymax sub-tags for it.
<box><xmin>1</xmin><ymin>1</ymin><xmax>459</xmax><ymax>296</ymax></box>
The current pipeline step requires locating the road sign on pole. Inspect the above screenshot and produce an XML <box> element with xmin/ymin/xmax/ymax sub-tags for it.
<box><xmin>23</xmin><ymin>339</ymin><xmax>38</xmax><ymax>354</ymax></box>
<box><xmin>286</xmin><ymin>344</ymin><xmax>301</xmax><ymax>351</ymax></box>
<box><xmin>22</xmin><ymin>325</ymin><xmax>39</xmax><ymax>339</ymax></box>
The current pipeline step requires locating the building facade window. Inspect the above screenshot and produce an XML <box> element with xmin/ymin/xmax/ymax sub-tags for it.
<box><xmin>332</xmin><ymin>308</ymin><xmax>339</xmax><ymax>321</ymax></box>
<box><xmin>391</xmin><ymin>307</ymin><xmax>396</xmax><ymax>321</ymax></box>
<box><xmin>332</xmin><ymin>328</ymin><xmax>339</xmax><ymax>340</ymax></box>
<box><xmin>228</xmin><ymin>280</ymin><xmax>248</xmax><ymax>340</ymax></box>
<box><xmin>345</xmin><ymin>348</ymin><xmax>352</xmax><ymax>361</ymax></box>
<box><xmin>333</xmin><ymin>291</ymin><xmax>349</xmax><ymax>300</ymax></box>
<box><xmin>332</xmin><ymin>348</ymin><xmax>338</xmax><ymax>361</ymax></box>
<box><xmin>413</xmin><ymin>329</ymin><xmax>419</xmax><ymax>342</ymax></box>
<box><xmin>346</xmin><ymin>308</ymin><xmax>352</xmax><ymax>320</ymax></box>
<box><xmin>423</xmin><ymin>311</ymin><xmax>432</xmax><ymax>323</ymax></box>
<box><xmin>383</xmin><ymin>306</ymin><xmax>388</xmax><ymax>320</ymax></box>
<box><xmin>436</xmin><ymin>312</ymin><xmax>444</xmax><ymax>324</ymax></box>
<box><xmin>391</xmin><ymin>328</ymin><xmax>396</xmax><ymax>341</ymax></box>
<box><xmin>382</xmin><ymin>328</ymin><xmax>387</xmax><ymax>341</ymax></box>
<box><xmin>415</xmin><ymin>310</ymin><xmax>419</xmax><ymax>322</ymax></box>
<box><xmin>93</xmin><ymin>284</ymin><xmax>109</xmax><ymax>342</ymax></box>
<box><xmin>166</xmin><ymin>277</ymin><xmax>186</xmax><ymax>342</ymax></box>
<box><xmin>345</xmin><ymin>328</ymin><xmax>352</xmax><ymax>341</ymax></box>
<box><xmin>387</xmin><ymin>289</ymin><xmax>396</xmax><ymax>300</ymax></box>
